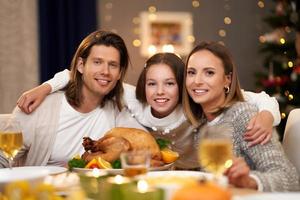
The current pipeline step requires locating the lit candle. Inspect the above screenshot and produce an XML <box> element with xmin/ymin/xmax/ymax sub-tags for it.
<box><xmin>106</xmin><ymin>175</ymin><xmax>132</xmax><ymax>200</ymax></box>
<box><xmin>123</xmin><ymin>179</ymin><xmax>163</xmax><ymax>200</ymax></box>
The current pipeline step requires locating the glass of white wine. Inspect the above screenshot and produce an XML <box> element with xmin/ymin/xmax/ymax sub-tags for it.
<box><xmin>198</xmin><ymin>124</ymin><xmax>233</xmax><ymax>183</ymax></box>
<box><xmin>0</xmin><ymin>114</ymin><xmax>23</xmax><ymax>169</ymax></box>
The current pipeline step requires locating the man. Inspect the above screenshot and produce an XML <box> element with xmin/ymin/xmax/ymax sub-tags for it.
<box><xmin>0</xmin><ymin>30</ymin><xmax>144</xmax><ymax>167</ymax></box>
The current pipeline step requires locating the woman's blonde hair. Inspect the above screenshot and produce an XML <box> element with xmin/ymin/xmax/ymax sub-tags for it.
<box><xmin>182</xmin><ymin>41</ymin><xmax>244</xmax><ymax>127</ymax></box>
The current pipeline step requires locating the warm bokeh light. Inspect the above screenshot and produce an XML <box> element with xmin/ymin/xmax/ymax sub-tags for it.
<box><xmin>259</xmin><ymin>35</ymin><xmax>266</xmax><ymax>43</ymax></box>
<box><xmin>219</xmin><ymin>29</ymin><xmax>226</xmax><ymax>37</ymax></box>
<box><xmin>148</xmin><ymin>45</ymin><xmax>157</xmax><ymax>55</ymax></box>
<box><xmin>132</xmin><ymin>17</ymin><xmax>140</xmax><ymax>24</ymax></box>
<box><xmin>224</xmin><ymin>17</ymin><xmax>232</xmax><ymax>25</ymax></box>
<box><xmin>162</xmin><ymin>44</ymin><xmax>175</xmax><ymax>53</ymax></box>
<box><xmin>192</xmin><ymin>0</ymin><xmax>200</xmax><ymax>8</ymax></box>
<box><xmin>288</xmin><ymin>94</ymin><xmax>294</xmax><ymax>101</ymax></box>
<box><xmin>288</xmin><ymin>61</ymin><xmax>293</xmax><ymax>68</ymax></box>
<box><xmin>133</xmin><ymin>39</ymin><xmax>141</xmax><ymax>47</ymax></box>
<box><xmin>137</xmin><ymin>180</ymin><xmax>149</xmax><ymax>193</ymax></box>
<box><xmin>280</xmin><ymin>38</ymin><xmax>286</xmax><ymax>44</ymax></box>
<box><xmin>187</xmin><ymin>35</ymin><xmax>195</xmax><ymax>43</ymax></box>
<box><xmin>257</xmin><ymin>1</ymin><xmax>265</xmax><ymax>8</ymax></box>
<box><xmin>105</xmin><ymin>2</ymin><xmax>113</xmax><ymax>9</ymax></box>
<box><xmin>148</xmin><ymin>6</ymin><xmax>156</xmax><ymax>13</ymax></box>
<box><xmin>281</xmin><ymin>112</ymin><xmax>286</xmax><ymax>119</ymax></box>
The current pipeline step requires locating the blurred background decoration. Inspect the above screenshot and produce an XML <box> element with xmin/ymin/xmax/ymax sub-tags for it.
<box><xmin>255</xmin><ymin>0</ymin><xmax>300</xmax><ymax>139</ymax></box>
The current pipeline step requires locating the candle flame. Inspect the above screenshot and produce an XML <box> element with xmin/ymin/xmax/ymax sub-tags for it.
<box><xmin>115</xmin><ymin>175</ymin><xmax>125</xmax><ymax>184</ymax></box>
<box><xmin>137</xmin><ymin>179</ymin><xmax>149</xmax><ymax>193</ymax></box>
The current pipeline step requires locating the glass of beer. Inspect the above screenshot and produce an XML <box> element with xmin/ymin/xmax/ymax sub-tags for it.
<box><xmin>0</xmin><ymin>114</ymin><xmax>23</xmax><ymax>169</ymax></box>
<box><xmin>198</xmin><ymin>124</ymin><xmax>233</xmax><ymax>181</ymax></box>
<box><xmin>121</xmin><ymin>150</ymin><xmax>150</xmax><ymax>177</ymax></box>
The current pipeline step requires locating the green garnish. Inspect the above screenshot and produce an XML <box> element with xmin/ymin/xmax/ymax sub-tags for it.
<box><xmin>68</xmin><ymin>158</ymin><xmax>86</xmax><ymax>170</ymax></box>
<box><xmin>112</xmin><ymin>159</ymin><xmax>122</xmax><ymax>169</ymax></box>
<box><xmin>156</xmin><ymin>138</ymin><xmax>171</xmax><ymax>149</ymax></box>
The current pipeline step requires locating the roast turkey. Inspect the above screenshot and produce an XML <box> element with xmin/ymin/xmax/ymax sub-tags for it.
<box><xmin>81</xmin><ymin>127</ymin><xmax>163</xmax><ymax>166</ymax></box>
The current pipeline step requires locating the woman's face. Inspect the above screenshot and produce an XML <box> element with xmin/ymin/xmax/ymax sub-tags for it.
<box><xmin>145</xmin><ymin>63</ymin><xmax>179</xmax><ymax>118</ymax></box>
<box><xmin>185</xmin><ymin>50</ymin><xmax>231</xmax><ymax>113</ymax></box>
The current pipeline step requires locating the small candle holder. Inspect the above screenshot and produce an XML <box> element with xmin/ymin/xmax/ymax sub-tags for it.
<box><xmin>106</xmin><ymin>175</ymin><xmax>133</xmax><ymax>200</ymax></box>
<box><xmin>78</xmin><ymin>168</ymin><xmax>108</xmax><ymax>200</ymax></box>
<box><xmin>122</xmin><ymin>179</ymin><xmax>164</xmax><ymax>200</ymax></box>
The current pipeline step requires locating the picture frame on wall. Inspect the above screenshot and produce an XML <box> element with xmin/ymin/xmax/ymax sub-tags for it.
<box><xmin>140</xmin><ymin>11</ymin><xmax>193</xmax><ymax>57</ymax></box>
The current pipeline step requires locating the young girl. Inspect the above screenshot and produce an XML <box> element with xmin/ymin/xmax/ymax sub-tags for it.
<box><xmin>17</xmin><ymin>53</ymin><xmax>281</xmax><ymax>168</ymax></box>
<box><xmin>183</xmin><ymin>41</ymin><xmax>299</xmax><ymax>191</ymax></box>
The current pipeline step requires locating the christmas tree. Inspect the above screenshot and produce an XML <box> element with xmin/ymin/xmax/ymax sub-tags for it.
<box><xmin>256</xmin><ymin>0</ymin><xmax>300</xmax><ymax>139</ymax></box>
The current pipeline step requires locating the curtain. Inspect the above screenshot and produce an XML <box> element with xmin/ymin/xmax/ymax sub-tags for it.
<box><xmin>38</xmin><ymin>0</ymin><xmax>97</xmax><ymax>82</ymax></box>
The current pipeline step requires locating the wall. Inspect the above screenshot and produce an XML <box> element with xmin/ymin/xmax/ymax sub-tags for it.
<box><xmin>98</xmin><ymin>0</ymin><xmax>273</xmax><ymax>90</ymax></box>
<box><xmin>0</xmin><ymin>0</ymin><xmax>39</xmax><ymax>113</ymax></box>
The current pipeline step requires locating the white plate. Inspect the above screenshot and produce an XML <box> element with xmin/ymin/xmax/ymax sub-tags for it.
<box><xmin>0</xmin><ymin>167</ymin><xmax>49</xmax><ymax>191</ymax></box>
<box><xmin>234</xmin><ymin>193</ymin><xmax>300</xmax><ymax>200</ymax></box>
<box><xmin>72</xmin><ymin>162</ymin><xmax>174</xmax><ymax>175</ymax></box>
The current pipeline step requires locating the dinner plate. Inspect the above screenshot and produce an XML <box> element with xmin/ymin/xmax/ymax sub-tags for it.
<box><xmin>72</xmin><ymin>162</ymin><xmax>174</xmax><ymax>175</ymax></box>
<box><xmin>233</xmin><ymin>193</ymin><xmax>300</xmax><ymax>200</ymax></box>
<box><xmin>0</xmin><ymin>167</ymin><xmax>49</xmax><ymax>191</ymax></box>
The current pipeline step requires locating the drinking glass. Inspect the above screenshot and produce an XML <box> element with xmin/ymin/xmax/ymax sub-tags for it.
<box><xmin>121</xmin><ymin>150</ymin><xmax>150</xmax><ymax>177</ymax></box>
<box><xmin>198</xmin><ymin>124</ymin><xmax>233</xmax><ymax>182</ymax></box>
<box><xmin>0</xmin><ymin>114</ymin><xmax>23</xmax><ymax>169</ymax></box>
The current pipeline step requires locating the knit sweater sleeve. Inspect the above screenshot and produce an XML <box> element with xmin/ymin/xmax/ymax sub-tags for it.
<box><xmin>228</xmin><ymin>102</ymin><xmax>300</xmax><ymax>192</ymax></box>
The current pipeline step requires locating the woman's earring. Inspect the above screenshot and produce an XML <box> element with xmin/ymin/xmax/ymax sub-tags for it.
<box><xmin>224</xmin><ymin>86</ymin><xmax>230</xmax><ymax>94</ymax></box>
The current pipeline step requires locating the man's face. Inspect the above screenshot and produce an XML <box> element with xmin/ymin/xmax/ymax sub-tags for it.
<box><xmin>77</xmin><ymin>45</ymin><xmax>121</xmax><ymax>103</ymax></box>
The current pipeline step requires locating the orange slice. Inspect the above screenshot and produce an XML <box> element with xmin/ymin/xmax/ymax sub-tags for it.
<box><xmin>97</xmin><ymin>157</ymin><xmax>112</xmax><ymax>169</ymax></box>
<box><xmin>161</xmin><ymin>148</ymin><xmax>179</xmax><ymax>164</ymax></box>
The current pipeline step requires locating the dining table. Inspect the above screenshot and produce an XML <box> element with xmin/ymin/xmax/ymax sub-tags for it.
<box><xmin>1</xmin><ymin>166</ymin><xmax>300</xmax><ymax>200</ymax></box>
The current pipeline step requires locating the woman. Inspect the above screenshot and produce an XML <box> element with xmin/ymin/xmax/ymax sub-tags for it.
<box><xmin>183</xmin><ymin>41</ymin><xmax>299</xmax><ymax>191</ymax></box>
<box><xmin>17</xmin><ymin>53</ymin><xmax>280</xmax><ymax>168</ymax></box>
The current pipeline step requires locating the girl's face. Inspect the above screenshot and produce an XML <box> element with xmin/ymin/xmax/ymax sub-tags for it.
<box><xmin>185</xmin><ymin>50</ymin><xmax>231</xmax><ymax>113</ymax></box>
<box><xmin>145</xmin><ymin>63</ymin><xmax>179</xmax><ymax>118</ymax></box>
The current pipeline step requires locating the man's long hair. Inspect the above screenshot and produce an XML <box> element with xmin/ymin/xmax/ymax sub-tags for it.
<box><xmin>64</xmin><ymin>30</ymin><xmax>130</xmax><ymax>110</ymax></box>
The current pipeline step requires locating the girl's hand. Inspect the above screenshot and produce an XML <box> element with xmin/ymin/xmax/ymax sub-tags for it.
<box><xmin>224</xmin><ymin>157</ymin><xmax>257</xmax><ymax>190</ymax></box>
<box><xmin>244</xmin><ymin>111</ymin><xmax>274</xmax><ymax>147</ymax></box>
<box><xmin>17</xmin><ymin>84</ymin><xmax>51</xmax><ymax>114</ymax></box>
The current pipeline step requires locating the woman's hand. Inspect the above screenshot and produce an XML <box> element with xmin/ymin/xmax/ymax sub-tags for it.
<box><xmin>17</xmin><ymin>83</ymin><xmax>51</xmax><ymax>114</ymax></box>
<box><xmin>244</xmin><ymin>111</ymin><xmax>274</xmax><ymax>147</ymax></box>
<box><xmin>224</xmin><ymin>157</ymin><xmax>257</xmax><ymax>190</ymax></box>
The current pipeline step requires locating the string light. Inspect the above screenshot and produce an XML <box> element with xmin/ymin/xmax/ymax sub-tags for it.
<box><xmin>148</xmin><ymin>6</ymin><xmax>156</xmax><ymax>13</ymax></box>
<box><xmin>288</xmin><ymin>61</ymin><xmax>293</xmax><ymax>68</ymax></box>
<box><xmin>257</xmin><ymin>1</ymin><xmax>264</xmax><ymax>8</ymax></box>
<box><xmin>219</xmin><ymin>29</ymin><xmax>226</xmax><ymax>37</ymax></box>
<box><xmin>259</xmin><ymin>35</ymin><xmax>266</xmax><ymax>43</ymax></box>
<box><xmin>288</xmin><ymin>94</ymin><xmax>294</xmax><ymax>101</ymax></box>
<box><xmin>281</xmin><ymin>113</ymin><xmax>286</xmax><ymax>119</ymax></box>
<box><xmin>192</xmin><ymin>0</ymin><xmax>200</xmax><ymax>8</ymax></box>
<box><xmin>280</xmin><ymin>38</ymin><xmax>286</xmax><ymax>44</ymax></box>
<box><xmin>187</xmin><ymin>35</ymin><xmax>195</xmax><ymax>43</ymax></box>
<box><xmin>224</xmin><ymin>17</ymin><xmax>232</xmax><ymax>25</ymax></box>
<box><xmin>105</xmin><ymin>2</ymin><xmax>113</xmax><ymax>9</ymax></box>
<box><xmin>133</xmin><ymin>39</ymin><xmax>141</xmax><ymax>47</ymax></box>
